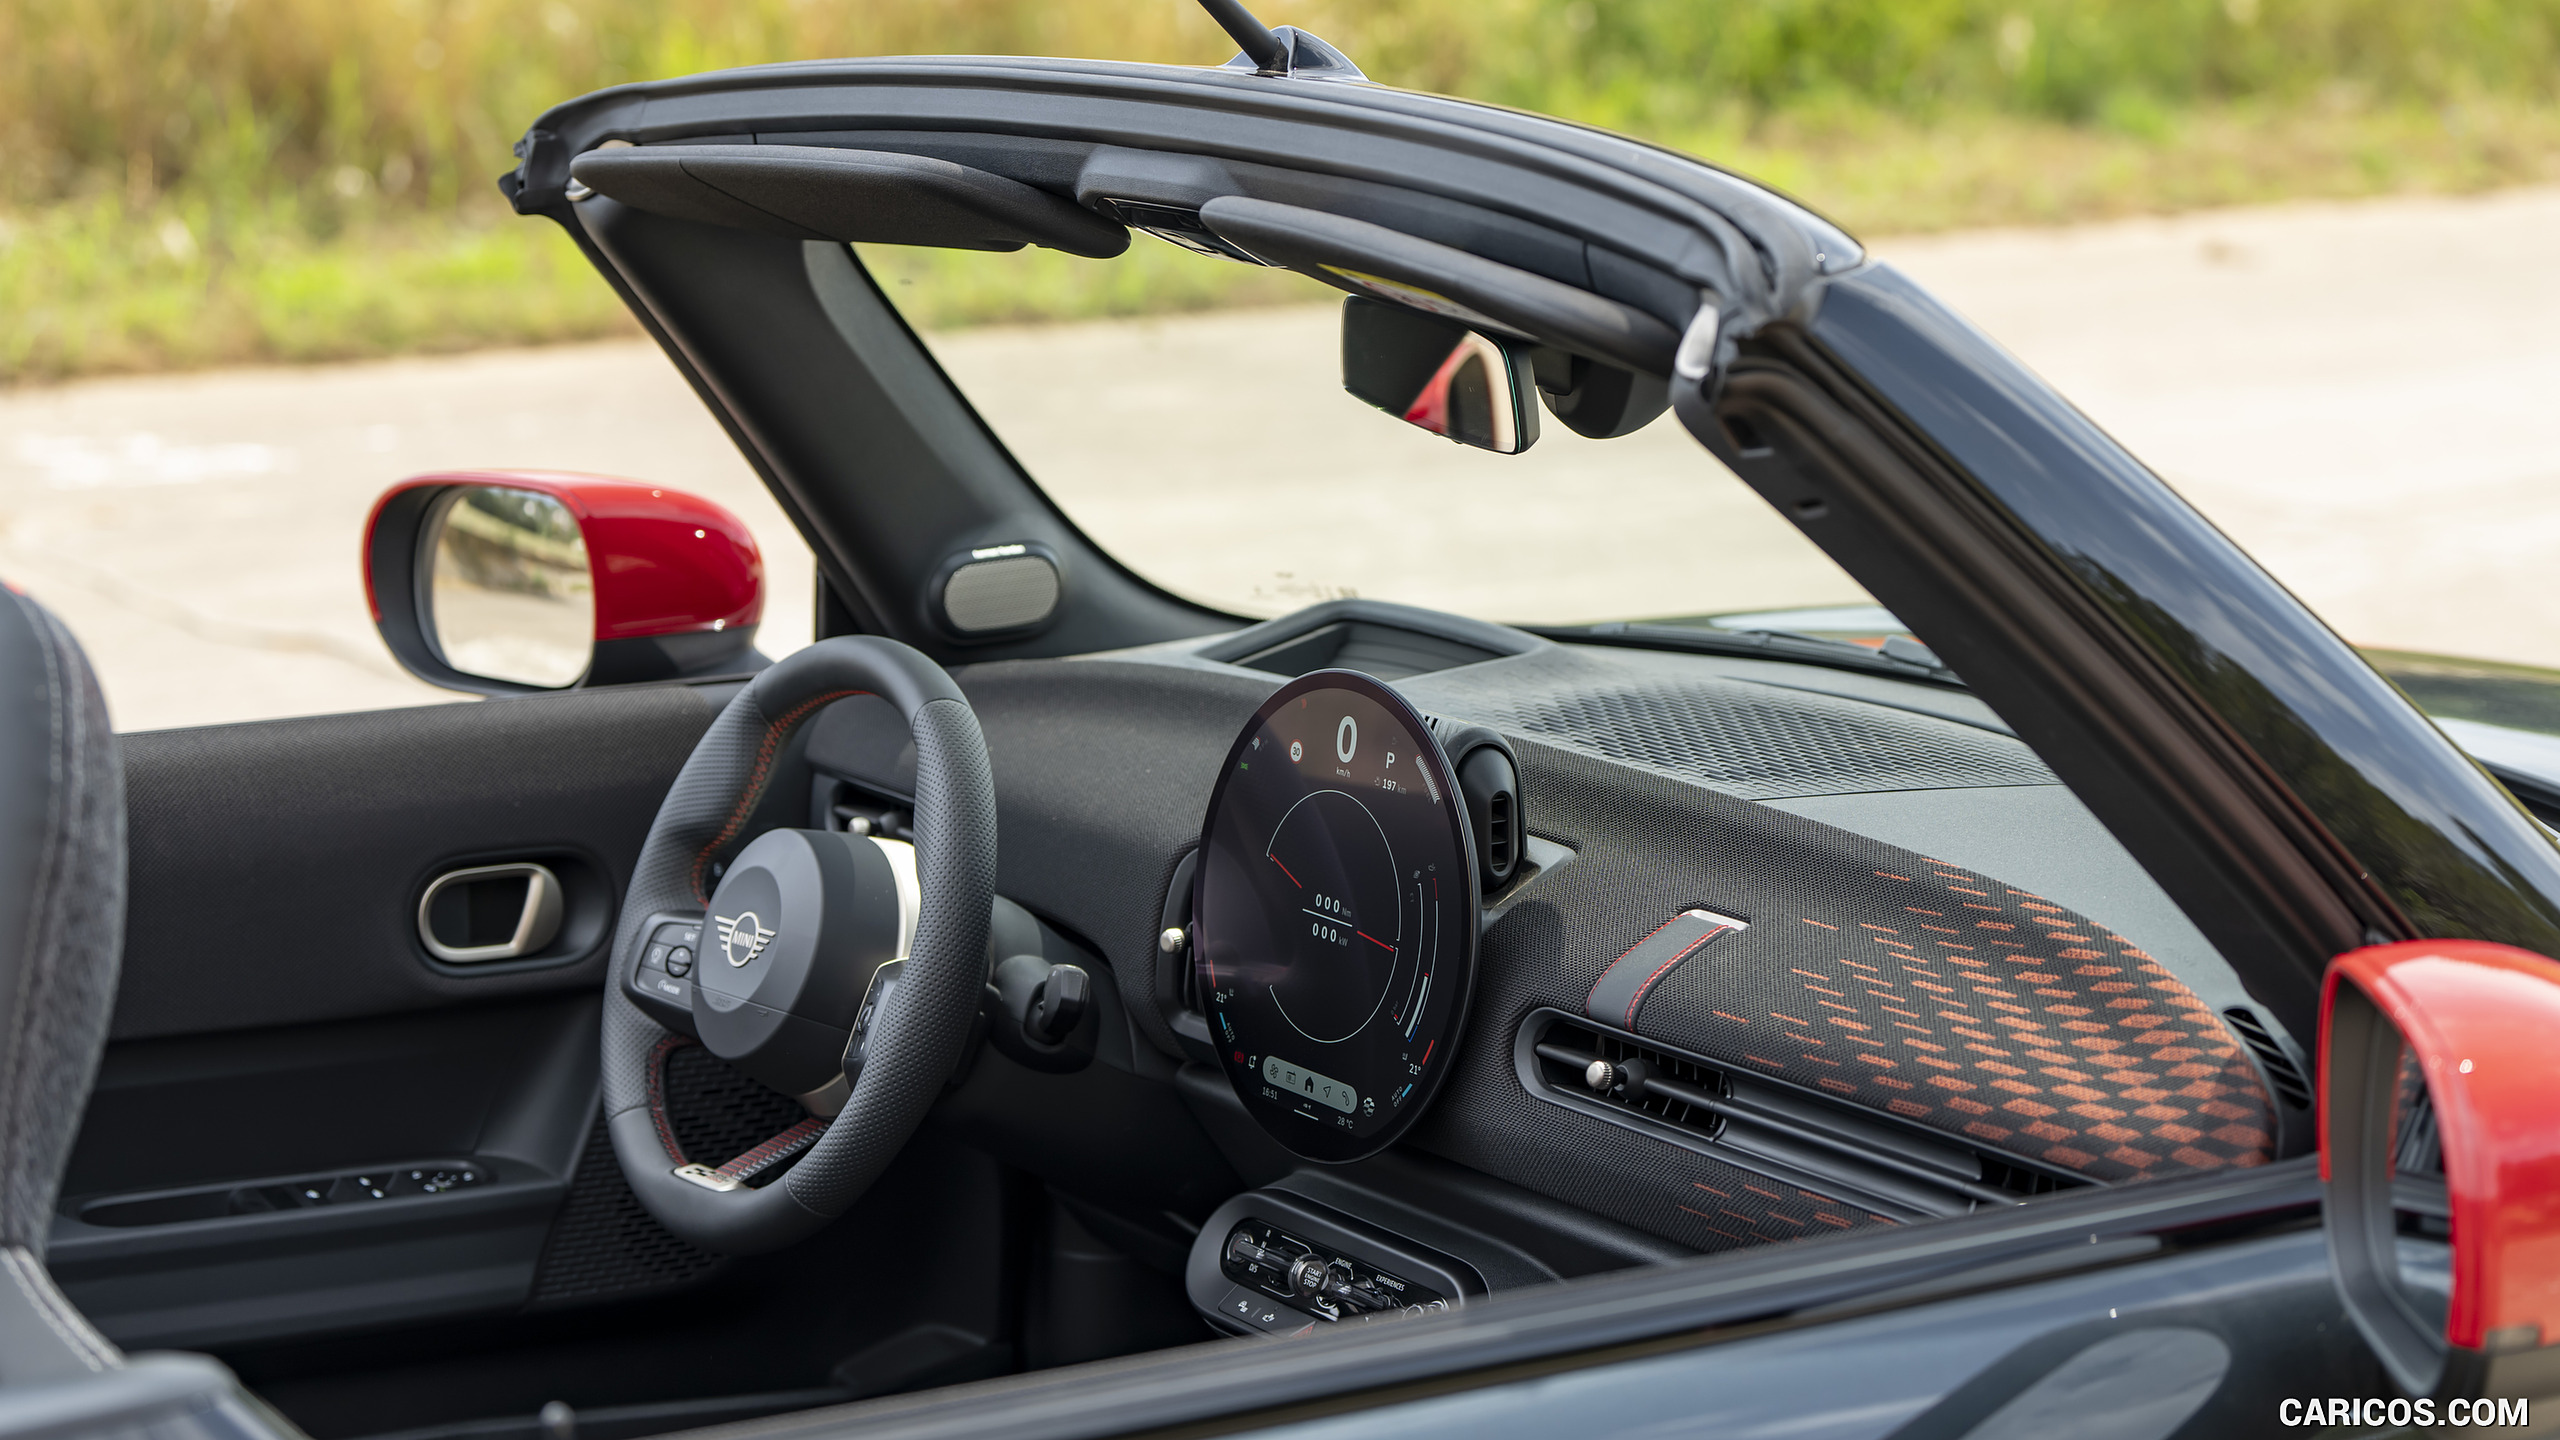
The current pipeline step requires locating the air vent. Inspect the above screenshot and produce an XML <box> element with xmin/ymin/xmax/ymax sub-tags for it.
<box><xmin>1516</xmin><ymin>1009</ymin><xmax>2084</xmax><ymax>1222</ymax></box>
<box><xmin>2222</xmin><ymin>1007</ymin><xmax>2313</xmax><ymax>1112</ymax></box>
<box><xmin>1432</xmin><ymin>719</ymin><xmax>1524</xmax><ymax>891</ymax></box>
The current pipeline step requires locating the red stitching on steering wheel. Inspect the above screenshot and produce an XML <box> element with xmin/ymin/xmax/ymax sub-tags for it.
<box><xmin>716</xmin><ymin>1117</ymin><xmax>829</xmax><ymax>1183</ymax></box>
<box><xmin>688</xmin><ymin>688</ymin><xmax>867</xmax><ymax>903</ymax></box>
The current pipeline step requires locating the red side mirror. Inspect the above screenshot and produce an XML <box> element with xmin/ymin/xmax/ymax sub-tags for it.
<box><xmin>364</xmin><ymin>471</ymin><xmax>764</xmax><ymax>695</ymax></box>
<box><xmin>2320</xmin><ymin>939</ymin><xmax>2560</xmax><ymax>1409</ymax></box>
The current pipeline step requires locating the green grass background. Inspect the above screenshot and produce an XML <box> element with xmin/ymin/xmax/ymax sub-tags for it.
<box><xmin>8</xmin><ymin>0</ymin><xmax>2560</xmax><ymax>381</ymax></box>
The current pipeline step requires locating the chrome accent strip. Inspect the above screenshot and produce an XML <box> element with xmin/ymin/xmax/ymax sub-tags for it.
<box><xmin>871</xmin><ymin>836</ymin><xmax>920</xmax><ymax>961</ymax></box>
<box><xmin>672</xmin><ymin>1163</ymin><xmax>741</xmax><ymax>1193</ymax></box>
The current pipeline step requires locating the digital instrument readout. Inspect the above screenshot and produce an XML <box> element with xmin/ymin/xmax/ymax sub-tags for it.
<box><xmin>1262</xmin><ymin>1056</ymin><xmax>1357</xmax><ymax>1114</ymax></box>
<box><xmin>1194</xmin><ymin>671</ymin><xmax>1480</xmax><ymax>1163</ymax></box>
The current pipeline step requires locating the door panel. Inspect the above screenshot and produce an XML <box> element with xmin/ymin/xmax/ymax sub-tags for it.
<box><xmin>56</xmin><ymin>685</ymin><xmax>724</xmax><ymax>1351</ymax></box>
<box><xmin>62</xmin><ymin>679</ymin><xmax>1062</xmax><ymax>1440</ymax></box>
<box><xmin>53</xmin><ymin>996</ymin><xmax>595</xmax><ymax>1349</ymax></box>
<box><xmin>227</xmin><ymin>1129</ymin><xmax>1020</xmax><ymax>1440</ymax></box>
<box><xmin>109</xmin><ymin>684</ymin><xmax>721</xmax><ymax>1041</ymax></box>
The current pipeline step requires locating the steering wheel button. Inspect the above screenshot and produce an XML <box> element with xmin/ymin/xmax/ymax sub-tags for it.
<box><xmin>665</xmin><ymin>947</ymin><xmax>693</xmax><ymax>977</ymax></box>
<box><xmin>641</xmin><ymin>943</ymin><xmax>672</xmax><ymax>971</ymax></box>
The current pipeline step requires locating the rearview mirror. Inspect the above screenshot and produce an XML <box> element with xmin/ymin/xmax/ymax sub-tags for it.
<box><xmin>2321</xmin><ymin>939</ymin><xmax>2560</xmax><ymax>1415</ymax></box>
<box><xmin>365</xmin><ymin>472</ymin><xmax>765</xmax><ymax>695</ymax></box>
<box><xmin>1341</xmin><ymin>296</ymin><xmax>1539</xmax><ymax>454</ymax></box>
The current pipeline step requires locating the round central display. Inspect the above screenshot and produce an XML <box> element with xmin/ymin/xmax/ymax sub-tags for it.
<box><xmin>1194</xmin><ymin>670</ymin><xmax>1479</xmax><ymax>1163</ymax></box>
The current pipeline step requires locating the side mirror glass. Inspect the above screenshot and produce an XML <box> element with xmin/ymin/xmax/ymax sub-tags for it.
<box><xmin>1341</xmin><ymin>296</ymin><xmax>1539</xmax><ymax>454</ymax></box>
<box><xmin>2321</xmin><ymin>940</ymin><xmax>2560</xmax><ymax>1413</ymax></box>
<box><xmin>365</xmin><ymin>472</ymin><xmax>765</xmax><ymax>696</ymax></box>
<box><xmin>424</xmin><ymin>487</ymin><xmax>595</xmax><ymax>689</ymax></box>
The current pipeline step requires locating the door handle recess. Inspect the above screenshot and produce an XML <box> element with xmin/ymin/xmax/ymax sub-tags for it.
<box><xmin>418</xmin><ymin>862</ymin><xmax>565</xmax><ymax>963</ymax></box>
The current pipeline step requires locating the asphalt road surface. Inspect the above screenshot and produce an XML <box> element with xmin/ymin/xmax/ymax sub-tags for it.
<box><xmin>4</xmin><ymin>186</ymin><xmax>2557</xmax><ymax>732</ymax></box>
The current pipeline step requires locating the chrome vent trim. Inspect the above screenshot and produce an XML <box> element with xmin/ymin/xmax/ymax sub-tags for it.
<box><xmin>1515</xmin><ymin>1008</ymin><xmax>2088</xmax><ymax>1223</ymax></box>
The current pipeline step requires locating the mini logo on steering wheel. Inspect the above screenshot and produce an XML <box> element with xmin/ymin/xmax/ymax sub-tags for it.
<box><xmin>715</xmin><ymin>911</ymin><xmax>775</xmax><ymax>967</ymax></box>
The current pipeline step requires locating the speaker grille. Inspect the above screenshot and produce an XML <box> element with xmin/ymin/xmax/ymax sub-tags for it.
<box><xmin>943</xmin><ymin>552</ymin><xmax>1059</xmax><ymax>633</ymax></box>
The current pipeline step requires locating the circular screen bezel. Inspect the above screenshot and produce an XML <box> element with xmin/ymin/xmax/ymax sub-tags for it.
<box><xmin>1191</xmin><ymin>669</ymin><xmax>1481</xmax><ymax>1164</ymax></box>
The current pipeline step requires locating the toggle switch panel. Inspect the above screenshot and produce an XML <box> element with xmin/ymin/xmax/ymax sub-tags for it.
<box><xmin>1185</xmin><ymin>1190</ymin><xmax>1480</xmax><ymax>1338</ymax></box>
<box><xmin>1217</xmin><ymin>1218</ymin><xmax>1449</xmax><ymax>1326</ymax></box>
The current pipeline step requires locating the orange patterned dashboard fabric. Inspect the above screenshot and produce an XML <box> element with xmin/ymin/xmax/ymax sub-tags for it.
<box><xmin>1627</xmin><ymin>857</ymin><xmax>2275</xmax><ymax>1185</ymax></box>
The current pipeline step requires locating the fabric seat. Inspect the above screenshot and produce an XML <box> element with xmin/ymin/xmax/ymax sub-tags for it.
<box><xmin>0</xmin><ymin>592</ymin><xmax>289</xmax><ymax>1440</ymax></box>
<box><xmin>0</xmin><ymin>589</ymin><xmax>125</xmax><ymax>1382</ymax></box>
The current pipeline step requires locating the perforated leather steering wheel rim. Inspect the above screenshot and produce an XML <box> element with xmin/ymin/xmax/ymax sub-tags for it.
<box><xmin>599</xmin><ymin>636</ymin><xmax>995</xmax><ymax>1255</ymax></box>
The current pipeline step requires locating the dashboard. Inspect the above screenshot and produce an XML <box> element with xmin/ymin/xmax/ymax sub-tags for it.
<box><xmin>803</xmin><ymin>601</ymin><xmax>2305</xmax><ymax>1338</ymax></box>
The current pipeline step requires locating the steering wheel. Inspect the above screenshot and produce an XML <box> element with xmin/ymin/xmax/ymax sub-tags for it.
<box><xmin>600</xmin><ymin>637</ymin><xmax>995</xmax><ymax>1255</ymax></box>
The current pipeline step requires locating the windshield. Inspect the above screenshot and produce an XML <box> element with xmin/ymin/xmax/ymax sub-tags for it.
<box><xmin>859</xmin><ymin>239</ymin><xmax>1876</xmax><ymax>628</ymax></box>
<box><xmin>861</xmin><ymin>236</ymin><xmax>2560</xmax><ymax>762</ymax></box>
